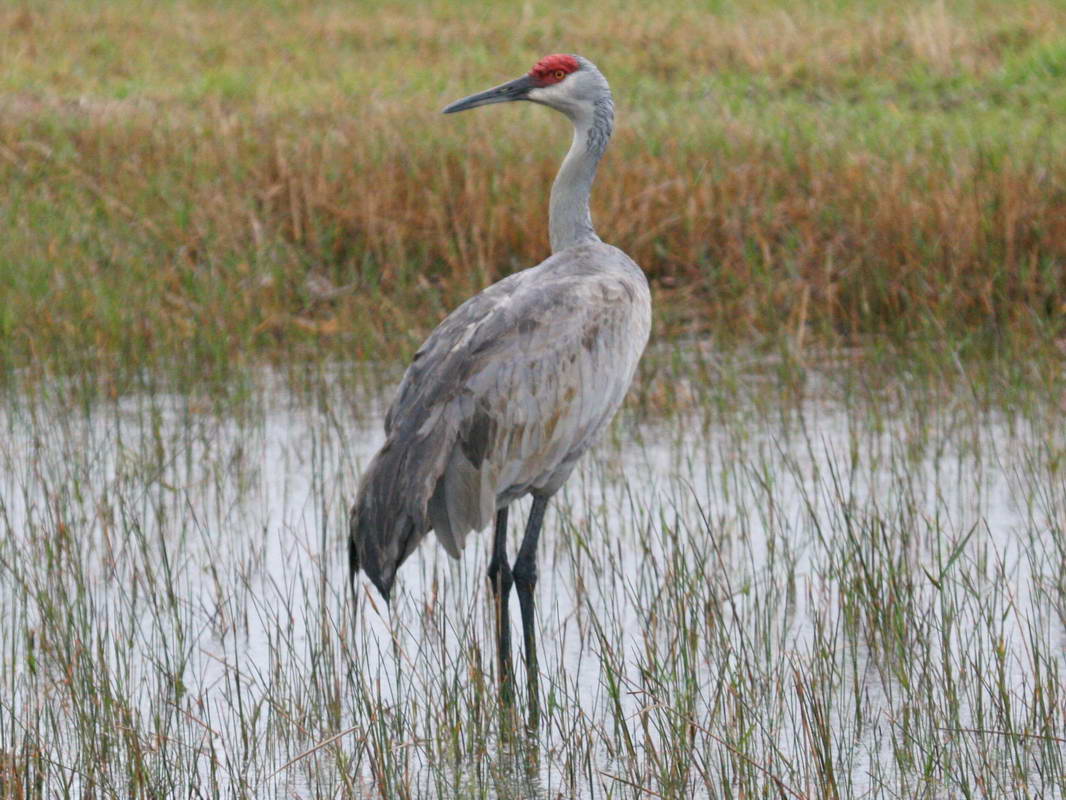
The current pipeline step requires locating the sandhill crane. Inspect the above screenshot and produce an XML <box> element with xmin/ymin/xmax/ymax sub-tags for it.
<box><xmin>348</xmin><ymin>54</ymin><xmax>651</xmax><ymax>722</ymax></box>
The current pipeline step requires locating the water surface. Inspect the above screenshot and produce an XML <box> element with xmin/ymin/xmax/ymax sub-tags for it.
<box><xmin>1</xmin><ymin>364</ymin><xmax>1064</xmax><ymax>798</ymax></box>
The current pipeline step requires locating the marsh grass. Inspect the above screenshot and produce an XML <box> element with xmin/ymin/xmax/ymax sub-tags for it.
<box><xmin>1</xmin><ymin>350</ymin><xmax>1065</xmax><ymax>798</ymax></box>
<box><xmin>2</xmin><ymin>1</ymin><xmax>1065</xmax><ymax>795</ymax></box>
<box><xmin>1</xmin><ymin>0</ymin><xmax>1064</xmax><ymax>379</ymax></box>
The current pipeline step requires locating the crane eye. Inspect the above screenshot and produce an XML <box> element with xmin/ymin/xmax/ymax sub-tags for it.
<box><xmin>553</xmin><ymin>69</ymin><xmax>566</xmax><ymax>81</ymax></box>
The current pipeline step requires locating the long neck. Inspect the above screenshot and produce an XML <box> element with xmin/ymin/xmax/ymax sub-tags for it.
<box><xmin>549</xmin><ymin>93</ymin><xmax>613</xmax><ymax>253</ymax></box>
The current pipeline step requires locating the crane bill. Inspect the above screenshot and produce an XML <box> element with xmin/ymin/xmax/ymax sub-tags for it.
<box><xmin>442</xmin><ymin>75</ymin><xmax>535</xmax><ymax>114</ymax></box>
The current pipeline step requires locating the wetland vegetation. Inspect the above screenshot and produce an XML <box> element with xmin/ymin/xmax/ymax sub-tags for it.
<box><xmin>1</xmin><ymin>0</ymin><xmax>1064</xmax><ymax>797</ymax></box>
<box><xmin>3</xmin><ymin>352</ymin><xmax>1066</xmax><ymax>798</ymax></box>
<box><xmin>1</xmin><ymin>0</ymin><xmax>1063</xmax><ymax>380</ymax></box>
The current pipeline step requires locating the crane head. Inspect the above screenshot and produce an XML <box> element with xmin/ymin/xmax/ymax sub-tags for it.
<box><xmin>442</xmin><ymin>54</ymin><xmax>607</xmax><ymax>119</ymax></box>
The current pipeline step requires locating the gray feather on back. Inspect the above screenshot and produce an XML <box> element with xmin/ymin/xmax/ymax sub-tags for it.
<box><xmin>350</xmin><ymin>241</ymin><xmax>650</xmax><ymax>597</ymax></box>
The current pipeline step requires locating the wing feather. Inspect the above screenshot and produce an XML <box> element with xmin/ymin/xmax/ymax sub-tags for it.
<box><xmin>350</xmin><ymin>243</ymin><xmax>651</xmax><ymax>596</ymax></box>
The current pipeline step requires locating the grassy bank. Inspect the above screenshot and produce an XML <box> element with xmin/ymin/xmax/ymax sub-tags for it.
<box><xmin>1</xmin><ymin>0</ymin><xmax>1064</xmax><ymax>379</ymax></box>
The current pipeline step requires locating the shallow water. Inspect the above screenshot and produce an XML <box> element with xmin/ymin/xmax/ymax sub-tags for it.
<box><xmin>1</xmin><ymin>365</ymin><xmax>1064</xmax><ymax>798</ymax></box>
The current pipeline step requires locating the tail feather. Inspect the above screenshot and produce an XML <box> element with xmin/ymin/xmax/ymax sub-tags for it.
<box><xmin>348</xmin><ymin>434</ymin><xmax>443</xmax><ymax>600</ymax></box>
<box><xmin>349</xmin><ymin>493</ymin><xmax>410</xmax><ymax>601</ymax></box>
<box><xmin>347</xmin><ymin>516</ymin><xmax>361</xmax><ymax>603</ymax></box>
<box><xmin>349</xmin><ymin>404</ymin><xmax>493</xmax><ymax>599</ymax></box>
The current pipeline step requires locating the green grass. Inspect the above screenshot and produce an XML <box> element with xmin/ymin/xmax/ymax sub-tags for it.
<box><xmin>1</xmin><ymin>350</ymin><xmax>1065</xmax><ymax>797</ymax></box>
<box><xmin>0</xmin><ymin>0</ymin><xmax>1063</xmax><ymax>382</ymax></box>
<box><xmin>1</xmin><ymin>6</ymin><xmax>1065</xmax><ymax>790</ymax></box>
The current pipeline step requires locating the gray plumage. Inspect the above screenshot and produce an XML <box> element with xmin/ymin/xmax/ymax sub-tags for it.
<box><xmin>349</xmin><ymin>55</ymin><xmax>651</xmax><ymax>602</ymax></box>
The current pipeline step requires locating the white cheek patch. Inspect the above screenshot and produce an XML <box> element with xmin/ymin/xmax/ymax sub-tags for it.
<box><xmin>529</xmin><ymin>80</ymin><xmax>580</xmax><ymax>111</ymax></box>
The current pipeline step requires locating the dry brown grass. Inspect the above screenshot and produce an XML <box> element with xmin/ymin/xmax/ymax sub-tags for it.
<box><xmin>0</xmin><ymin>0</ymin><xmax>1064</xmax><ymax>375</ymax></box>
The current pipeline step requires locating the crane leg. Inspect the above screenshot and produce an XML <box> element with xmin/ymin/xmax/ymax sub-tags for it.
<box><xmin>512</xmin><ymin>494</ymin><xmax>547</xmax><ymax>730</ymax></box>
<box><xmin>487</xmin><ymin>506</ymin><xmax>514</xmax><ymax>704</ymax></box>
